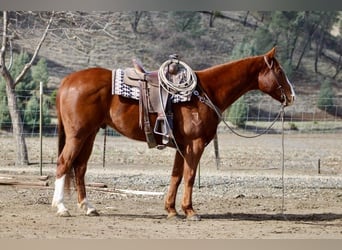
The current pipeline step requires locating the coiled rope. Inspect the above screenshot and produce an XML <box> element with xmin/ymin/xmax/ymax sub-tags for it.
<box><xmin>158</xmin><ymin>58</ymin><xmax>197</xmax><ymax>97</ymax></box>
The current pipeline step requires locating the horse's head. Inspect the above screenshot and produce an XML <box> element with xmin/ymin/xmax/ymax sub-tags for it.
<box><xmin>258</xmin><ymin>47</ymin><xmax>295</xmax><ymax>106</ymax></box>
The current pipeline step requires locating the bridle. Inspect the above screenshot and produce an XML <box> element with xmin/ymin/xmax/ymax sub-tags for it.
<box><xmin>263</xmin><ymin>56</ymin><xmax>287</xmax><ymax>107</ymax></box>
<box><xmin>193</xmin><ymin>57</ymin><xmax>287</xmax><ymax>139</ymax></box>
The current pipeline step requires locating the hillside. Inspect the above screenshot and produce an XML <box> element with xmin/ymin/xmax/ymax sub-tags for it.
<box><xmin>9</xmin><ymin>11</ymin><xmax>342</xmax><ymax>118</ymax></box>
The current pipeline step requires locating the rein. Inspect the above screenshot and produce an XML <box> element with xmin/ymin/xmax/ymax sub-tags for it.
<box><xmin>194</xmin><ymin>87</ymin><xmax>285</xmax><ymax>139</ymax></box>
<box><xmin>193</xmin><ymin>55</ymin><xmax>288</xmax><ymax>138</ymax></box>
<box><xmin>194</xmin><ymin>56</ymin><xmax>288</xmax><ymax>213</ymax></box>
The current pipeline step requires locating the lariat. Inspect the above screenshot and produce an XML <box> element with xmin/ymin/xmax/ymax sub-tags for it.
<box><xmin>158</xmin><ymin>55</ymin><xmax>197</xmax><ymax>98</ymax></box>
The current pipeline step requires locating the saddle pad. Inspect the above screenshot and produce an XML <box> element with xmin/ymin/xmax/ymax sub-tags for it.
<box><xmin>112</xmin><ymin>69</ymin><xmax>140</xmax><ymax>100</ymax></box>
<box><xmin>112</xmin><ymin>69</ymin><xmax>191</xmax><ymax>103</ymax></box>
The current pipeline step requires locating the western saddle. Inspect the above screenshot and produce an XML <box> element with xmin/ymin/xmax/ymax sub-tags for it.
<box><xmin>118</xmin><ymin>56</ymin><xmax>184</xmax><ymax>149</ymax></box>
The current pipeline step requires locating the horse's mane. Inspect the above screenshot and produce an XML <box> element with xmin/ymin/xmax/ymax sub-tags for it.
<box><xmin>197</xmin><ymin>54</ymin><xmax>263</xmax><ymax>74</ymax></box>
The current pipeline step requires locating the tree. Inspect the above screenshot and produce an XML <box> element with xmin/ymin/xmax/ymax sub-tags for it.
<box><xmin>169</xmin><ymin>11</ymin><xmax>203</xmax><ymax>36</ymax></box>
<box><xmin>0</xmin><ymin>11</ymin><xmax>53</xmax><ymax>165</ymax></box>
<box><xmin>0</xmin><ymin>52</ymin><xmax>51</xmax><ymax>130</ymax></box>
<box><xmin>0</xmin><ymin>52</ymin><xmax>34</xmax><ymax>127</ymax></box>
<box><xmin>227</xmin><ymin>96</ymin><xmax>248</xmax><ymax>128</ymax></box>
<box><xmin>0</xmin><ymin>94</ymin><xmax>10</xmax><ymax>129</ymax></box>
<box><xmin>313</xmin><ymin>12</ymin><xmax>339</xmax><ymax>73</ymax></box>
<box><xmin>317</xmin><ymin>79</ymin><xmax>335</xmax><ymax>114</ymax></box>
<box><xmin>24</xmin><ymin>95</ymin><xmax>51</xmax><ymax>132</ymax></box>
<box><xmin>229</xmin><ymin>37</ymin><xmax>256</xmax><ymax>60</ymax></box>
<box><xmin>295</xmin><ymin>11</ymin><xmax>320</xmax><ymax>70</ymax></box>
<box><xmin>333</xmin><ymin>17</ymin><xmax>342</xmax><ymax>79</ymax></box>
<box><xmin>131</xmin><ymin>11</ymin><xmax>145</xmax><ymax>33</ymax></box>
<box><xmin>32</xmin><ymin>58</ymin><xmax>49</xmax><ymax>89</ymax></box>
<box><xmin>206</xmin><ymin>11</ymin><xmax>222</xmax><ymax>27</ymax></box>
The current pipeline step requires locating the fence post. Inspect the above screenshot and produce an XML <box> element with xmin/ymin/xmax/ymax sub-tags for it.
<box><xmin>213</xmin><ymin>133</ymin><xmax>220</xmax><ymax>169</ymax></box>
<box><xmin>39</xmin><ymin>82</ymin><xmax>43</xmax><ymax>176</ymax></box>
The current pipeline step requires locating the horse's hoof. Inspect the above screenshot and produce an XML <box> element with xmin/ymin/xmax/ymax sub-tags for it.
<box><xmin>86</xmin><ymin>209</ymin><xmax>100</xmax><ymax>216</ymax></box>
<box><xmin>186</xmin><ymin>214</ymin><xmax>201</xmax><ymax>221</ymax></box>
<box><xmin>56</xmin><ymin>210</ymin><xmax>71</xmax><ymax>217</ymax></box>
<box><xmin>166</xmin><ymin>212</ymin><xmax>181</xmax><ymax>220</ymax></box>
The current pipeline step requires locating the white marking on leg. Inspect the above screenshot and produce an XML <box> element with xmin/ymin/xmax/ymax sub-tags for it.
<box><xmin>78</xmin><ymin>198</ymin><xmax>98</xmax><ymax>215</ymax></box>
<box><xmin>52</xmin><ymin>175</ymin><xmax>69</xmax><ymax>216</ymax></box>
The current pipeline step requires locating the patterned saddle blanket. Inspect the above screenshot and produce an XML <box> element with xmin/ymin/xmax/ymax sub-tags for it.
<box><xmin>112</xmin><ymin>68</ymin><xmax>191</xmax><ymax>112</ymax></box>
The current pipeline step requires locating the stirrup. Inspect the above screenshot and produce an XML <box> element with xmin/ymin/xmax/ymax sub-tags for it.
<box><xmin>155</xmin><ymin>117</ymin><xmax>171</xmax><ymax>145</ymax></box>
<box><xmin>154</xmin><ymin>116</ymin><xmax>169</xmax><ymax>136</ymax></box>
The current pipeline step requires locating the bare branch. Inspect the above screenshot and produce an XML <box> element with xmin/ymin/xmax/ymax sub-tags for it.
<box><xmin>0</xmin><ymin>11</ymin><xmax>8</xmax><ymax>70</ymax></box>
<box><xmin>0</xmin><ymin>11</ymin><xmax>15</xmax><ymax>89</ymax></box>
<box><xmin>102</xmin><ymin>23</ymin><xmax>117</xmax><ymax>40</ymax></box>
<box><xmin>8</xmin><ymin>39</ymin><xmax>13</xmax><ymax>70</ymax></box>
<box><xmin>14</xmin><ymin>11</ymin><xmax>54</xmax><ymax>86</ymax></box>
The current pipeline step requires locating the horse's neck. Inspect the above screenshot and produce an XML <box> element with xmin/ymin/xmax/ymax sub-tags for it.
<box><xmin>197</xmin><ymin>56</ymin><xmax>262</xmax><ymax>112</ymax></box>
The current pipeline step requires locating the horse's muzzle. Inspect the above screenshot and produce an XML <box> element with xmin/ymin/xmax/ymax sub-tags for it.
<box><xmin>285</xmin><ymin>94</ymin><xmax>295</xmax><ymax>106</ymax></box>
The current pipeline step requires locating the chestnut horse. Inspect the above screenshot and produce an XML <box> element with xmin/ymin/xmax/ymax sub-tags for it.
<box><xmin>52</xmin><ymin>47</ymin><xmax>295</xmax><ymax>220</ymax></box>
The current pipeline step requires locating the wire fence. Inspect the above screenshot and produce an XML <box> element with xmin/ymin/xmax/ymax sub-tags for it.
<box><xmin>1</xmin><ymin>90</ymin><xmax>342</xmax><ymax>137</ymax></box>
<box><xmin>222</xmin><ymin>95</ymin><xmax>342</xmax><ymax>134</ymax></box>
<box><xmin>0</xmin><ymin>90</ymin><xmax>341</xmax><ymax>172</ymax></box>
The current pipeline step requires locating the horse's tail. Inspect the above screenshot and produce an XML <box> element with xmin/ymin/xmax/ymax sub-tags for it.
<box><xmin>57</xmin><ymin>113</ymin><xmax>65</xmax><ymax>157</ymax></box>
<box><xmin>56</xmin><ymin>91</ymin><xmax>74</xmax><ymax>192</ymax></box>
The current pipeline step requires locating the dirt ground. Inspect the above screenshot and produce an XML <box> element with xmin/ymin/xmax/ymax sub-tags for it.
<box><xmin>0</xmin><ymin>133</ymin><xmax>341</xmax><ymax>239</ymax></box>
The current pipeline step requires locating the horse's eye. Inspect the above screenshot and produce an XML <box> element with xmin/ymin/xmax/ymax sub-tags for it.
<box><xmin>276</xmin><ymin>69</ymin><xmax>283</xmax><ymax>76</ymax></box>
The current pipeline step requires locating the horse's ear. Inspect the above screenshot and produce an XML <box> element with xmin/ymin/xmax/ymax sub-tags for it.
<box><xmin>266</xmin><ymin>47</ymin><xmax>276</xmax><ymax>59</ymax></box>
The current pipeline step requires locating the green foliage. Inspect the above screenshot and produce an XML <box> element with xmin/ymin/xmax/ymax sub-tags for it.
<box><xmin>169</xmin><ymin>11</ymin><xmax>204</xmax><ymax>36</ymax></box>
<box><xmin>49</xmin><ymin>89</ymin><xmax>58</xmax><ymax>108</ymax></box>
<box><xmin>317</xmin><ymin>80</ymin><xmax>335</xmax><ymax>113</ymax></box>
<box><xmin>289</xmin><ymin>122</ymin><xmax>298</xmax><ymax>131</ymax></box>
<box><xmin>12</xmin><ymin>52</ymin><xmax>36</xmax><ymax>96</ymax></box>
<box><xmin>0</xmin><ymin>52</ymin><xmax>51</xmax><ymax>131</ymax></box>
<box><xmin>227</xmin><ymin>96</ymin><xmax>248</xmax><ymax>127</ymax></box>
<box><xmin>32</xmin><ymin>58</ymin><xmax>49</xmax><ymax>89</ymax></box>
<box><xmin>230</xmin><ymin>37</ymin><xmax>256</xmax><ymax>60</ymax></box>
<box><xmin>231</xmin><ymin>12</ymin><xmax>302</xmax><ymax>77</ymax></box>
<box><xmin>23</xmin><ymin>95</ymin><xmax>51</xmax><ymax>131</ymax></box>
<box><xmin>282</xmin><ymin>59</ymin><xmax>294</xmax><ymax>79</ymax></box>
<box><xmin>0</xmin><ymin>96</ymin><xmax>11</xmax><ymax>129</ymax></box>
<box><xmin>253</xmin><ymin>27</ymin><xmax>274</xmax><ymax>55</ymax></box>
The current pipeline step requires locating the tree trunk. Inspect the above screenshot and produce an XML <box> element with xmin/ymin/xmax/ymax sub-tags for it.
<box><xmin>1</xmin><ymin>11</ymin><xmax>53</xmax><ymax>166</ymax></box>
<box><xmin>243</xmin><ymin>11</ymin><xmax>249</xmax><ymax>26</ymax></box>
<box><xmin>131</xmin><ymin>11</ymin><xmax>143</xmax><ymax>33</ymax></box>
<box><xmin>209</xmin><ymin>11</ymin><xmax>215</xmax><ymax>27</ymax></box>
<box><xmin>333</xmin><ymin>54</ymin><xmax>341</xmax><ymax>79</ymax></box>
<box><xmin>296</xmin><ymin>36</ymin><xmax>312</xmax><ymax>70</ymax></box>
<box><xmin>295</xmin><ymin>14</ymin><xmax>319</xmax><ymax>70</ymax></box>
<box><xmin>1</xmin><ymin>11</ymin><xmax>29</xmax><ymax>165</ymax></box>
<box><xmin>4</xmin><ymin>76</ymin><xmax>29</xmax><ymax>165</ymax></box>
<box><xmin>314</xmin><ymin>29</ymin><xmax>325</xmax><ymax>73</ymax></box>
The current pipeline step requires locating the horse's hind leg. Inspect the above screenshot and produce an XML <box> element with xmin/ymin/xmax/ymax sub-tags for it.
<box><xmin>74</xmin><ymin>132</ymin><xmax>99</xmax><ymax>216</ymax></box>
<box><xmin>52</xmin><ymin>137</ymin><xmax>84</xmax><ymax>217</ymax></box>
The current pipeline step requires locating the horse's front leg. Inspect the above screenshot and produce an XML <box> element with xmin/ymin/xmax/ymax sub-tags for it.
<box><xmin>181</xmin><ymin>140</ymin><xmax>204</xmax><ymax>221</ymax></box>
<box><xmin>165</xmin><ymin>151</ymin><xmax>184</xmax><ymax>219</ymax></box>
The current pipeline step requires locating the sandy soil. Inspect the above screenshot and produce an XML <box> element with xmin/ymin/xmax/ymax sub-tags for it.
<box><xmin>0</xmin><ymin>133</ymin><xmax>341</xmax><ymax>239</ymax></box>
